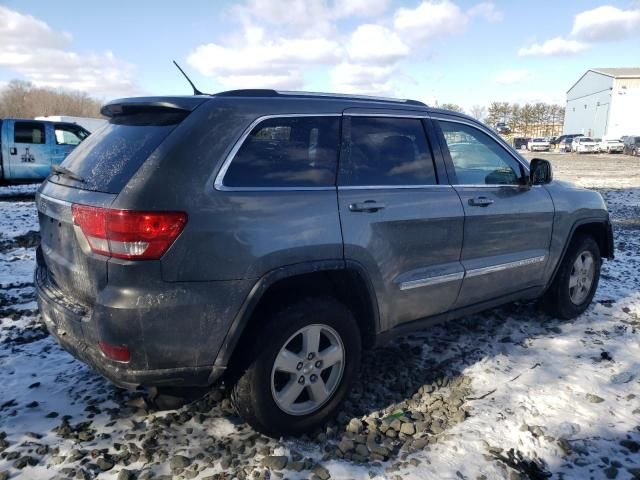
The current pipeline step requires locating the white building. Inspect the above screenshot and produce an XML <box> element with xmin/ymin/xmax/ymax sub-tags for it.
<box><xmin>563</xmin><ymin>68</ymin><xmax>640</xmax><ymax>139</ymax></box>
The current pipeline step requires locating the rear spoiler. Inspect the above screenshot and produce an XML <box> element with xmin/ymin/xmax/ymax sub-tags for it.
<box><xmin>100</xmin><ymin>96</ymin><xmax>209</xmax><ymax>118</ymax></box>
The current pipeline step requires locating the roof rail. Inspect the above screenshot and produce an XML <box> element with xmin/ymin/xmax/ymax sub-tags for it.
<box><xmin>215</xmin><ymin>89</ymin><xmax>427</xmax><ymax>106</ymax></box>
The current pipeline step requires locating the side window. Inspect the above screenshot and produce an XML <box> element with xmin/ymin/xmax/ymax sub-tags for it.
<box><xmin>223</xmin><ymin>116</ymin><xmax>340</xmax><ymax>188</ymax></box>
<box><xmin>344</xmin><ymin>117</ymin><xmax>437</xmax><ymax>186</ymax></box>
<box><xmin>14</xmin><ymin>122</ymin><xmax>46</xmax><ymax>145</ymax></box>
<box><xmin>54</xmin><ymin>124</ymin><xmax>88</xmax><ymax>145</ymax></box>
<box><xmin>438</xmin><ymin>120</ymin><xmax>524</xmax><ymax>185</ymax></box>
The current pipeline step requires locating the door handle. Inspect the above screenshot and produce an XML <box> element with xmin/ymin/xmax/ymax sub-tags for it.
<box><xmin>349</xmin><ymin>201</ymin><xmax>386</xmax><ymax>213</ymax></box>
<box><xmin>468</xmin><ymin>196</ymin><xmax>494</xmax><ymax>207</ymax></box>
<box><xmin>9</xmin><ymin>147</ymin><xmax>17</xmax><ymax>155</ymax></box>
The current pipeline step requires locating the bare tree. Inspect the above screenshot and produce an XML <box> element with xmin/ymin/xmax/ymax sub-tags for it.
<box><xmin>469</xmin><ymin>105</ymin><xmax>486</xmax><ymax>121</ymax></box>
<box><xmin>0</xmin><ymin>80</ymin><xmax>103</xmax><ymax>119</ymax></box>
<box><xmin>439</xmin><ymin>103</ymin><xmax>465</xmax><ymax>114</ymax></box>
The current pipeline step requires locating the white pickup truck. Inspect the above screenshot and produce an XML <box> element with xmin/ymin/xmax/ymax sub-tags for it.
<box><xmin>599</xmin><ymin>138</ymin><xmax>624</xmax><ymax>153</ymax></box>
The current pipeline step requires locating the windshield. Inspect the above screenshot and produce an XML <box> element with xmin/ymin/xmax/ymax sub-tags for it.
<box><xmin>533</xmin><ymin>138</ymin><xmax>544</xmax><ymax>142</ymax></box>
<box><xmin>581</xmin><ymin>138</ymin><xmax>594</xmax><ymax>142</ymax></box>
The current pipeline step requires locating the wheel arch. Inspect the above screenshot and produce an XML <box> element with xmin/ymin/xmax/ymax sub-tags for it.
<box><xmin>214</xmin><ymin>260</ymin><xmax>380</xmax><ymax>382</ymax></box>
<box><xmin>546</xmin><ymin>217</ymin><xmax>614</xmax><ymax>292</ymax></box>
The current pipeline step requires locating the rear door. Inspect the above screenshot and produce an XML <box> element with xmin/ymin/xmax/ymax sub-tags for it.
<box><xmin>8</xmin><ymin>120</ymin><xmax>51</xmax><ymax>180</ymax></box>
<box><xmin>432</xmin><ymin>115</ymin><xmax>554</xmax><ymax>307</ymax></box>
<box><xmin>337</xmin><ymin>112</ymin><xmax>464</xmax><ymax>331</ymax></box>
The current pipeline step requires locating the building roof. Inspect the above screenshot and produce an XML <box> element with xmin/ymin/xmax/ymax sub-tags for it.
<box><xmin>590</xmin><ymin>68</ymin><xmax>640</xmax><ymax>78</ymax></box>
<box><xmin>567</xmin><ymin>68</ymin><xmax>640</xmax><ymax>94</ymax></box>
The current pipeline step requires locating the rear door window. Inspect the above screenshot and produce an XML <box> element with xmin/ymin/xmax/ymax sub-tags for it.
<box><xmin>342</xmin><ymin>117</ymin><xmax>437</xmax><ymax>186</ymax></box>
<box><xmin>14</xmin><ymin>121</ymin><xmax>46</xmax><ymax>144</ymax></box>
<box><xmin>222</xmin><ymin>116</ymin><xmax>340</xmax><ymax>188</ymax></box>
<box><xmin>49</xmin><ymin>112</ymin><xmax>186</xmax><ymax>193</ymax></box>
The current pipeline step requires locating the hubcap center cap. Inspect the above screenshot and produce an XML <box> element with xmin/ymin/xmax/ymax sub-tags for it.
<box><xmin>302</xmin><ymin>363</ymin><xmax>314</xmax><ymax>374</ymax></box>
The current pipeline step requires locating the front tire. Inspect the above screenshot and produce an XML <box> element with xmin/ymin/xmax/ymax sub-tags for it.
<box><xmin>543</xmin><ymin>234</ymin><xmax>601</xmax><ymax>319</ymax></box>
<box><xmin>230</xmin><ymin>297</ymin><xmax>361</xmax><ymax>437</ymax></box>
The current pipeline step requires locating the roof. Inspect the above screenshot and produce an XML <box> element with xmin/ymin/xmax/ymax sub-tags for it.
<box><xmin>590</xmin><ymin>68</ymin><xmax>640</xmax><ymax>78</ymax></box>
<box><xmin>566</xmin><ymin>68</ymin><xmax>640</xmax><ymax>94</ymax></box>
<box><xmin>215</xmin><ymin>89</ymin><xmax>427</xmax><ymax>107</ymax></box>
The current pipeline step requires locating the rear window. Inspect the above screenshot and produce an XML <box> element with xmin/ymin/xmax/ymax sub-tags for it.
<box><xmin>49</xmin><ymin>112</ymin><xmax>184</xmax><ymax>193</ymax></box>
<box><xmin>223</xmin><ymin>116</ymin><xmax>340</xmax><ymax>188</ymax></box>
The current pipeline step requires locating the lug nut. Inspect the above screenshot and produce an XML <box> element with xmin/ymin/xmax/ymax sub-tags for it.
<box><xmin>298</xmin><ymin>376</ymin><xmax>305</xmax><ymax>384</ymax></box>
<box><xmin>315</xmin><ymin>360</ymin><xmax>322</xmax><ymax>368</ymax></box>
<box><xmin>310</xmin><ymin>374</ymin><xmax>317</xmax><ymax>383</ymax></box>
<box><xmin>296</xmin><ymin>362</ymin><xmax>303</xmax><ymax>370</ymax></box>
<box><xmin>307</xmin><ymin>352</ymin><xmax>315</xmax><ymax>360</ymax></box>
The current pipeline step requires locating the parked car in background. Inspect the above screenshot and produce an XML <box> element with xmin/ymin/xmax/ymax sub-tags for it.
<box><xmin>559</xmin><ymin>137</ymin><xmax>574</xmax><ymax>152</ymax></box>
<box><xmin>555</xmin><ymin>134</ymin><xmax>581</xmax><ymax>151</ymax></box>
<box><xmin>0</xmin><ymin>118</ymin><xmax>90</xmax><ymax>184</ymax></box>
<box><xmin>623</xmin><ymin>136</ymin><xmax>640</xmax><ymax>156</ymax></box>
<box><xmin>495</xmin><ymin>122</ymin><xmax>511</xmax><ymax>134</ymax></box>
<box><xmin>35</xmin><ymin>89</ymin><xmax>614</xmax><ymax>436</ymax></box>
<box><xmin>572</xmin><ymin>137</ymin><xmax>598</xmax><ymax>154</ymax></box>
<box><xmin>599</xmin><ymin>138</ymin><xmax>624</xmax><ymax>153</ymax></box>
<box><xmin>527</xmin><ymin>137</ymin><xmax>550</xmax><ymax>152</ymax></box>
<box><xmin>34</xmin><ymin>115</ymin><xmax>107</xmax><ymax>133</ymax></box>
<box><xmin>512</xmin><ymin>137</ymin><xmax>530</xmax><ymax>150</ymax></box>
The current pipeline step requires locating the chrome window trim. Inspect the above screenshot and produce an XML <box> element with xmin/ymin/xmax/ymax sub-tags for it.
<box><xmin>214</xmin><ymin>113</ymin><xmax>342</xmax><ymax>192</ymax></box>
<box><xmin>431</xmin><ymin>115</ymin><xmax>530</xmax><ymax>175</ymax></box>
<box><xmin>465</xmin><ymin>255</ymin><xmax>546</xmax><ymax>278</ymax></box>
<box><xmin>339</xmin><ymin>184</ymin><xmax>448</xmax><ymax>190</ymax></box>
<box><xmin>36</xmin><ymin>193</ymin><xmax>73</xmax><ymax>223</ymax></box>
<box><xmin>399</xmin><ymin>272</ymin><xmax>464</xmax><ymax>291</ymax></box>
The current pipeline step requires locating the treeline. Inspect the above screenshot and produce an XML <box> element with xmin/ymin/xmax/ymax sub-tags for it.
<box><xmin>436</xmin><ymin>101</ymin><xmax>565</xmax><ymax>137</ymax></box>
<box><xmin>0</xmin><ymin>80</ymin><xmax>103</xmax><ymax>119</ymax></box>
<box><xmin>485</xmin><ymin>102</ymin><xmax>565</xmax><ymax>137</ymax></box>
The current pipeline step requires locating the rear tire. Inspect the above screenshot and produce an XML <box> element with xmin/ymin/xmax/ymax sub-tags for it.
<box><xmin>230</xmin><ymin>297</ymin><xmax>361</xmax><ymax>437</ymax></box>
<box><xmin>542</xmin><ymin>234</ymin><xmax>601</xmax><ymax>319</ymax></box>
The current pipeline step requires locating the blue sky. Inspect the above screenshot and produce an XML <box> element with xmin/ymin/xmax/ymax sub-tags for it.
<box><xmin>1</xmin><ymin>1</ymin><xmax>639</xmax><ymax>111</ymax></box>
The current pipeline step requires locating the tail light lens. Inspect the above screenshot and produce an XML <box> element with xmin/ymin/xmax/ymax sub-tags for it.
<box><xmin>72</xmin><ymin>205</ymin><xmax>187</xmax><ymax>260</ymax></box>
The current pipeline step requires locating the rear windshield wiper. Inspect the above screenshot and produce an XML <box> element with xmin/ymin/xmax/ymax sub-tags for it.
<box><xmin>52</xmin><ymin>165</ymin><xmax>85</xmax><ymax>183</ymax></box>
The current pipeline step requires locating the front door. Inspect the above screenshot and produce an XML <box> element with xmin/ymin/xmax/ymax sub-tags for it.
<box><xmin>433</xmin><ymin>117</ymin><xmax>554</xmax><ymax>307</ymax></box>
<box><xmin>8</xmin><ymin>121</ymin><xmax>51</xmax><ymax>180</ymax></box>
<box><xmin>337</xmin><ymin>114</ymin><xmax>465</xmax><ymax>331</ymax></box>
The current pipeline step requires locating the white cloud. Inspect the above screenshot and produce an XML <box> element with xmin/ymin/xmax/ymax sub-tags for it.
<box><xmin>187</xmin><ymin>28</ymin><xmax>342</xmax><ymax>89</ymax></box>
<box><xmin>394</xmin><ymin>0</ymin><xmax>467</xmax><ymax>44</ymax></box>
<box><xmin>517</xmin><ymin>37</ymin><xmax>589</xmax><ymax>57</ymax></box>
<box><xmin>571</xmin><ymin>5</ymin><xmax>640</xmax><ymax>41</ymax></box>
<box><xmin>468</xmin><ymin>2</ymin><xmax>503</xmax><ymax>22</ymax></box>
<box><xmin>347</xmin><ymin>24</ymin><xmax>409</xmax><ymax>64</ymax></box>
<box><xmin>0</xmin><ymin>6</ymin><xmax>139</xmax><ymax>98</ymax></box>
<box><xmin>494</xmin><ymin>69</ymin><xmax>532</xmax><ymax>85</ymax></box>
<box><xmin>330</xmin><ymin>63</ymin><xmax>396</xmax><ymax>96</ymax></box>
<box><xmin>0</xmin><ymin>6</ymin><xmax>71</xmax><ymax>49</ymax></box>
<box><xmin>189</xmin><ymin>0</ymin><xmax>501</xmax><ymax>95</ymax></box>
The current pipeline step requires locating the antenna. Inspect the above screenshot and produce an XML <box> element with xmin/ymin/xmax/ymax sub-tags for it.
<box><xmin>173</xmin><ymin>60</ymin><xmax>207</xmax><ymax>96</ymax></box>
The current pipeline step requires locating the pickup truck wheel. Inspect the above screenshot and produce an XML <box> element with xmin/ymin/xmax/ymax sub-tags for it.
<box><xmin>230</xmin><ymin>297</ymin><xmax>361</xmax><ymax>437</ymax></box>
<box><xmin>543</xmin><ymin>234</ymin><xmax>601</xmax><ymax>319</ymax></box>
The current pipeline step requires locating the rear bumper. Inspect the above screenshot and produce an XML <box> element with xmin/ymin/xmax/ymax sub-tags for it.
<box><xmin>35</xmin><ymin>262</ymin><xmax>249</xmax><ymax>388</ymax></box>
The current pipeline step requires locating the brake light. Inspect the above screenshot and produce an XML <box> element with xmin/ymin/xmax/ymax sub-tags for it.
<box><xmin>72</xmin><ymin>205</ymin><xmax>187</xmax><ymax>260</ymax></box>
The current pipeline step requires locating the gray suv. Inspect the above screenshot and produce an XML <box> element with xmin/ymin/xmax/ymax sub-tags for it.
<box><xmin>35</xmin><ymin>90</ymin><xmax>614</xmax><ymax>436</ymax></box>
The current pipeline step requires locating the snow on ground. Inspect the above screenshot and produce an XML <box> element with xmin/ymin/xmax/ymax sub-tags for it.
<box><xmin>0</xmin><ymin>153</ymin><xmax>639</xmax><ymax>480</ymax></box>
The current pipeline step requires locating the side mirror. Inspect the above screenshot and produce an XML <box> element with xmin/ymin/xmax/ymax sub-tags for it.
<box><xmin>530</xmin><ymin>158</ymin><xmax>553</xmax><ymax>185</ymax></box>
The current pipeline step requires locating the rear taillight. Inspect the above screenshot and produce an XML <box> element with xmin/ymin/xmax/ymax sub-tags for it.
<box><xmin>71</xmin><ymin>205</ymin><xmax>187</xmax><ymax>260</ymax></box>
